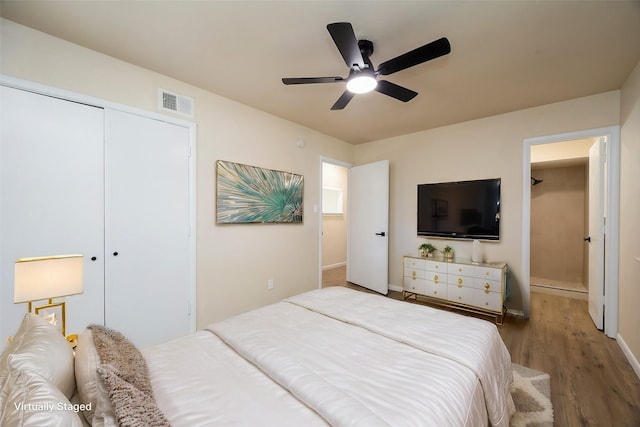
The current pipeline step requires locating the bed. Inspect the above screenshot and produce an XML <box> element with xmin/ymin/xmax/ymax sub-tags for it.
<box><xmin>0</xmin><ymin>286</ymin><xmax>515</xmax><ymax>427</ymax></box>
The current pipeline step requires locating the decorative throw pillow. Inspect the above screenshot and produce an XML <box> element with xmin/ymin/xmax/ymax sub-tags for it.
<box><xmin>0</xmin><ymin>313</ymin><xmax>75</xmax><ymax>399</ymax></box>
<box><xmin>74</xmin><ymin>328</ymin><xmax>117</xmax><ymax>427</ymax></box>
<box><xmin>0</xmin><ymin>362</ymin><xmax>84</xmax><ymax>427</ymax></box>
<box><xmin>98</xmin><ymin>364</ymin><xmax>171</xmax><ymax>427</ymax></box>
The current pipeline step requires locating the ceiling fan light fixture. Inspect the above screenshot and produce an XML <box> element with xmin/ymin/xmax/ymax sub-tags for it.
<box><xmin>346</xmin><ymin>74</ymin><xmax>377</xmax><ymax>94</ymax></box>
<box><xmin>282</xmin><ymin>22</ymin><xmax>451</xmax><ymax>109</ymax></box>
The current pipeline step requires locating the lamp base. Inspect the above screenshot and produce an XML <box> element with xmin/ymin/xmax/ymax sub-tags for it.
<box><xmin>66</xmin><ymin>333</ymin><xmax>78</xmax><ymax>349</ymax></box>
<box><xmin>33</xmin><ymin>299</ymin><xmax>66</xmax><ymax>336</ymax></box>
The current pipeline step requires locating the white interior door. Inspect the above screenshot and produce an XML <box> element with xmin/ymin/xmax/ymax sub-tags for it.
<box><xmin>0</xmin><ymin>86</ymin><xmax>105</xmax><ymax>344</ymax></box>
<box><xmin>347</xmin><ymin>160</ymin><xmax>389</xmax><ymax>294</ymax></box>
<box><xmin>104</xmin><ymin>109</ymin><xmax>191</xmax><ymax>348</ymax></box>
<box><xmin>588</xmin><ymin>137</ymin><xmax>605</xmax><ymax>330</ymax></box>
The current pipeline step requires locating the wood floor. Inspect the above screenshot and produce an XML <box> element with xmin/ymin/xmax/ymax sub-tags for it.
<box><xmin>322</xmin><ymin>266</ymin><xmax>640</xmax><ymax>427</ymax></box>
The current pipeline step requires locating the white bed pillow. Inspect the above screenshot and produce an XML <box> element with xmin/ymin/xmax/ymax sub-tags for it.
<box><xmin>0</xmin><ymin>313</ymin><xmax>75</xmax><ymax>399</ymax></box>
<box><xmin>0</xmin><ymin>362</ymin><xmax>83</xmax><ymax>427</ymax></box>
<box><xmin>74</xmin><ymin>329</ymin><xmax>117</xmax><ymax>427</ymax></box>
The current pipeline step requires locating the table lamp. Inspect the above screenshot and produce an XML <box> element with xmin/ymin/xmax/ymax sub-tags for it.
<box><xmin>14</xmin><ymin>254</ymin><xmax>84</xmax><ymax>336</ymax></box>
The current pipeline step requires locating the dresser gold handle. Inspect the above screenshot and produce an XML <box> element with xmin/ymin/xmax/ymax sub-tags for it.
<box><xmin>434</xmin><ymin>290</ymin><xmax>438</xmax><ymax>294</ymax></box>
<box><xmin>457</xmin><ymin>284</ymin><xmax>462</xmax><ymax>288</ymax></box>
<box><xmin>484</xmin><ymin>289</ymin><xmax>490</xmax><ymax>294</ymax></box>
<box><xmin>434</xmin><ymin>275</ymin><xmax>439</xmax><ymax>281</ymax></box>
<box><xmin>458</xmin><ymin>278</ymin><xmax>463</xmax><ymax>285</ymax></box>
<box><xmin>412</xmin><ymin>271</ymin><xmax>416</xmax><ymax>277</ymax></box>
<box><xmin>412</xmin><ymin>277</ymin><xmax>416</xmax><ymax>281</ymax></box>
<box><xmin>485</xmin><ymin>272</ymin><xmax>490</xmax><ymax>276</ymax></box>
<box><xmin>458</xmin><ymin>296</ymin><xmax>462</xmax><ymax>300</ymax></box>
<box><xmin>484</xmin><ymin>283</ymin><xmax>490</xmax><ymax>289</ymax></box>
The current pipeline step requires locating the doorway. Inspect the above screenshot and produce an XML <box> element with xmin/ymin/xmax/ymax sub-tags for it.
<box><xmin>319</xmin><ymin>158</ymin><xmax>390</xmax><ymax>294</ymax></box>
<box><xmin>529</xmin><ymin>139</ymin><xmax>592</xmax><ymax>298</ymax></box>
<box><xmin>320</xmin><ymin>159</ymin><xmax>350</xmax><ymax>288</ymax></box>
<box><xmin>522</xmin><ymin>126</ymin><xmax>620</xmax><ymax>338</ymax></box>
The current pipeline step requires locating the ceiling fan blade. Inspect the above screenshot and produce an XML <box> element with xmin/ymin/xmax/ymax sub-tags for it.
<box><xmin>377</xmin><ymin>37</ymin><xmax>451</xmax><ymax>76</ymax></box>
<box><xmin>282</xmin><ymin>77</ymin><xmax>344</xmax><ymax>85</ymax></box>
<box><xmin>327</xmin><ymin>22</ymin><xmax>365</xmax><ymax>68</ymax></box>
<box><xmin>330</xmin><ymin>91</ymin><xmax>356</xmax><ymax>110</ymax></box>
<box><xmin>375</xmin><ymin>80</ymin><xmax>418</xmax><ymax>102</ymax></box>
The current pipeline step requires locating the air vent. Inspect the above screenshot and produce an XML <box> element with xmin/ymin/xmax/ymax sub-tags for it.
<box><xmin>159</xmin><ymin>89</ymin><xmax>194</xmax><ymax>117</ymax></box>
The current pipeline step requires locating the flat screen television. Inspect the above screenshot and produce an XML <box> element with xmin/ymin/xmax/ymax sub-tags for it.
<box><xmin>417</xmin><ymin>178</ymin><xmax>501</xmax><ymax>240</ymax></box>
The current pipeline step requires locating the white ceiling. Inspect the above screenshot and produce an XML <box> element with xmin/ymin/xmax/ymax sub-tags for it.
<box><xmin>2</xmin><ymin>0</ymin><xmax>640</xmax><ymax>145</ymax></box>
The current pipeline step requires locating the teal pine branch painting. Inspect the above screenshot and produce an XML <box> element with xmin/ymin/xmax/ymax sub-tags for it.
<box><xmin>216</xmin><ymin>160</ymin><xmax>303</xmax><ymax>223</ymax></box>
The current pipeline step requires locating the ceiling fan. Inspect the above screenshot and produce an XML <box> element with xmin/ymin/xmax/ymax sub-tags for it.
<box><xmin>282</xmin><ymin>22</ymin><xmax>451</xmax><ymax>110</ymax></box>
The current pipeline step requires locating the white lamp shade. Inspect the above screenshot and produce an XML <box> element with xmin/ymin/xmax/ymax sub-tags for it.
<box><xmin>14</xmin><ymin>255</ymin><xmax>84</xmax><ymax>303</ymax></box>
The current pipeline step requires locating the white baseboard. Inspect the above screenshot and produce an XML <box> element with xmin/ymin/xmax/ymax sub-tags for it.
<box><xmin>617</xmin><ymin>333</ymin><xmax>640</xmax><ymax>380</ymax></box>
<box><xmin>322</xmin><ymin>262</ymin><xmax>346</xmax><ymax>271</ymax></box>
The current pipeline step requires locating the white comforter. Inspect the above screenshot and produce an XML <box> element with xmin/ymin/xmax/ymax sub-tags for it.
<box><xmin>144</xmin><ymin>331</ymin><xmax>328</xmax><ymax>426</ymax></box>
<box><xmin>284</xmin><ymin>287</ymin><xmax>515</xmax><ymax>426</ymax></box>
<box><xmin>147</xmin><ymin>287</ymin><xmax>514</xmax><ymax>426</ymax></box>
<box><xmin>209</xmin><ymin>301</ymin><xmax>487</xmax><ymax>426</ymax></box>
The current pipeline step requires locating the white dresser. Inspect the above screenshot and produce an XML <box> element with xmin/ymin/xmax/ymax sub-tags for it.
<box><xmin>403</xmin><ymin>255</ymin><xmax>507</xmax><ymax>324</ymax></box>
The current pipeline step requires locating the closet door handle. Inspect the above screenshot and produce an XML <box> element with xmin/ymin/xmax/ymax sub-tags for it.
<box><xmin>91</xmin><ymin>256</ymin><xmax>97</xmax><ymax>261</ymax></box>
<box><xmin>113</xmin><ymin>251</ymin><xmax>119</xmax><ymax>256</ymax></box>
<box><xmin>584</xmin><ymin>236</ymin><xmax>591</xmax><ymax>243</ymax></box>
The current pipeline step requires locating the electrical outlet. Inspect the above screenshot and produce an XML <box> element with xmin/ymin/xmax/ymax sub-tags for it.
<box><xmin>268</xmin><ymin>279</ymin><xmax>274</xmax><ymax>290</ymax></box>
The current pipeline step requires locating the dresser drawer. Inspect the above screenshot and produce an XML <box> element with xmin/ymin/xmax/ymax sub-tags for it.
<box><xmin>448</xmin><ymin>263</ymin><xmax>474</xmax><ymax>277</ymax></box>
<box><xmin>424</xmin><ymin>260</ymin><xmax>447</xmax><ymax>273</ymax></box>
<box><xmin>448</xmin><ymin>274</ymin><xmax>473</xmax><ymax>287</ymax></box>
<box><xmin>474</xmin><ymin>266</ymin><xmax>503</xmax><ymax>282</ymax></box>
<box><xmin>474</xmin><ymin>289</ymin><xmax>502</xmax><ymax>312</ymax></box>
<box><xmin>447</xmin><ymin>284</ymin><xmax>474</xmax><ymax>305</ymax></box>
<box><xmin>404</xmin><ymin>276</ymin><xmax>426</xmax><ymax>294</ymax></box>
<box><xmin>473</xmin><ymin>277</ymin><xmax>501</xmax><ymax>292</ymax></box>
<box><xmin>404</xmin><ymin>267</ymin><xmax>426</xmax><ymax>280</ymax></box>
<box><xmin>424</xmin><ymin>281</ymin><xmax>447</xmax><ymax>299</ymax></box>
<box><xmin>425</xmin><ymin>272</ymin><xmax>447</xmax><ymax>285</ymax></box>
<box><xmin>404</xmin><ymin>257</ymin><xmax>426</xmax><ymax>269</ymax></box>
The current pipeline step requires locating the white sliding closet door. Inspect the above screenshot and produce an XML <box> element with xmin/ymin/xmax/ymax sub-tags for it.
<box><xmin>104</xmin><ymin>109</ymin><xmax>191</xmax><ymax>348</ymax></box>
<box><xmin>0</xmin><ymin>86</ymin><xmax>105</xmax><ymax>344</ymax></box>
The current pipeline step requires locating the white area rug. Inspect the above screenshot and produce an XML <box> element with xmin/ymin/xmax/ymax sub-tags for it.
<box><xmin>510</xmin><ymin>364</ymin><xmax>554</xmax><ymax>427</ymax></box>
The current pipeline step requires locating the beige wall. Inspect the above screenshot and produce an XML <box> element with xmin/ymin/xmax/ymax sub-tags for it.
<box><xmin>354</xmin><ymin>91</ymin><xmax>620</xmax><ymax>313</ymax></box>
<box><xmin>322</xmin><ymin>163</ymin><xmax>348</xmax><ymax>268</ymax></box>
<box><xmin>530</xmin><ymin>164</ymin><xmax>587</xmax><ymax>285</ymax></box>
<box><xmin>619</xmin><ymin>60</ymin><xmax>640</xmax><ymax>368</ymax></box>
<box><xmin>0</xmin><ymin>19</ymin><xmax>355</xmax><ymax>327</ymax></box>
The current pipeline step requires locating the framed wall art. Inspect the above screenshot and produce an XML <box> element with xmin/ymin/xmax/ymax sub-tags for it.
<box><xmin>216</xmin><ymin>160</ymin><xmax>303</xmax><ymax>224</ymax></box>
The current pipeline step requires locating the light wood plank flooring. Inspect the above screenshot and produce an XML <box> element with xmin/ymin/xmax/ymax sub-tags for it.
<box><xmin>322</xmin><ymin>266</ymin><xmax>640</xmax><ymax>427</ymax></box>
